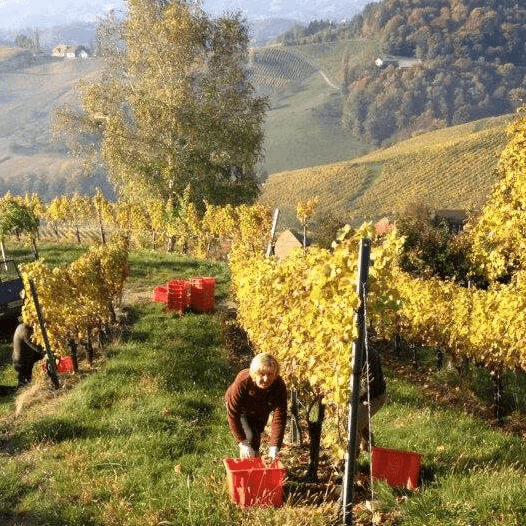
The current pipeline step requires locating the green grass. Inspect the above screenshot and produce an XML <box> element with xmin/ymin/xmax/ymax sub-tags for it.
<box><xmin>373</xmin><ymin>375</ymin><xmax>526</xmax><ymax>525</ymax></box>
<box><xmin>259</xmin><ymin>72</ymin><xmax>371</xmax><ymax>178</ymax></box>
<box><xmin>2</xmin><ymin>244</ymin><xmax>526</xmax><ymax>525</ymax></box>
<box><xmin>0</xmin><ymin>246</ymin><xmax>241</xmax><ymax>525</ymax></box>
<box><xmin>126</xmin><ymin>248</ymin><xmax>231</xmax><ymax>303</ymax></box>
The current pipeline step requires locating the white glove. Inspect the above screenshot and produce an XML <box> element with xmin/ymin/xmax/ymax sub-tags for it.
<box><xmin>268</xmin><ymin>446</ymin><xmax>279</xmax><ymax>461</ymax></box>
<box><xmin>239</xmin><ymin>440</ymin><xmax>255</xmax><ymax>459</ymax></box>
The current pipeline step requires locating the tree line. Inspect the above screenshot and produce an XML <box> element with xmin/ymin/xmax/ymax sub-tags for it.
<box><xmin>341</xmin><ymin>0</ymin><xmax>526</xmax><ymax>145</ymax></box>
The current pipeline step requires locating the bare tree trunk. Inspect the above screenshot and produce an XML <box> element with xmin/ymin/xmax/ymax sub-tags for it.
<box><xmin>31</xmin><ymin>237</ymin><xmax>39</xmax><ymax>259</ymax></box>
<box><xmin>68</xmin><ymin>339</ymin><xmax>79</xmax><ymax>373</ymax></box>
<box><xmin>166</xmin><ymin>235</ymin><xmax>176</xmax><ymax>253</ymax></box>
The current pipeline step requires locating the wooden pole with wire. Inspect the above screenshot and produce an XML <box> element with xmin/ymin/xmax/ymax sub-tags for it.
<box><xmin>29</xmin><ymin>279</ymin><xmax>59</xmax><ymax>389</ymax></box>
<box><xmin>342</xmin><ymin>238</ymin><xmax>371</xmax><ymax>525</ymax></box>
<box><xmin>266</xmin><ymin>208</ymin><xmax>280</xmax><ymax>257</ymax></box>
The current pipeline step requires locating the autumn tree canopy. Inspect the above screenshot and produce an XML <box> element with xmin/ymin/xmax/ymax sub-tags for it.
<box><xmin>61</xmin><ymin>0</ymin><xmax>268</xmax><ymax>214</ymax></box>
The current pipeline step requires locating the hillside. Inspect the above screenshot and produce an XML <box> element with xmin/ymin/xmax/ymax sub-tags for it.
<box><xmin>0</xmin><ymin>41</ymin><xmax>381</xmax><ymax>196</ymax></box>
<box><xmin>251</xmin><ymin>40</ymin><xmax>380</xmax><ymax>176</ymax></box>
<box><xmin>259</xmin><ymin>113</ymin><xmax>514</xmax><ymax>229</ymax></box>
<box><xmin>1</xmin><ymin>31</ymin><xmax>516</xmax><ymax>222</ymax></box>
<box><xmin>0</xmin><ymin>49</ymin><xmax>108</xmax><ymax>199</ymax></box>
<box><xmin>340</xmin><ymin>0</ymin><xmax>526</xmax><ymax>145</ymax></box>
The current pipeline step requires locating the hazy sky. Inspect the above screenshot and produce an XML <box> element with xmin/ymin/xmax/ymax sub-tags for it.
<box><xmin>0</xmin><ymin>0</ymin><xmax>359</xmax><ymax>32</ymax></box>
<box><xmin>0</xmin><ymin>0</ymin><xmax>126</xmax><ymax>30</ymax></box>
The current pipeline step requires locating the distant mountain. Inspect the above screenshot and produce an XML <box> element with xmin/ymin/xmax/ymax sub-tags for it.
<box><xmin>260</xmin><ymin>114</ymin><xmax>513</xmax><ymax>231</ymax></box>
<box><xmin>0</xmin><ymin>22</ymin><xmax>98</xmax><ymax>52</ymax></box>
<box><xmin>0</xmin><ymin>0</ymin><xmax>372</xmax><ymax>49</ymax></box>
<box><xmin>1</xmin><ymin>17</ymin><xmax>305</xmax><ymax>51</ymax></box>
<box><xmin>37</xmin><ymin>22</ymin><xmax>98</xmax><ymax>51</ymax></box>
<box><xmin>249</xmin><ymin>18</ymin><xmax>302</xmax><ymax>46</ymax></box>
<box><xmin>201</xmin><ymin>0</ymin><xmax>367</xmax><ymax>23</ymax></box>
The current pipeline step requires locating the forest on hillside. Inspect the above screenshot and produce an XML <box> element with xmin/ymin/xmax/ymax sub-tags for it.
<box><xmin>340</xmin><ymin>0</ymin><xmax>526</xmax><ymax>145</ymax></box>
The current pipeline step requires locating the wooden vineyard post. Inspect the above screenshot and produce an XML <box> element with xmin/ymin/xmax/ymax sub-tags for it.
<box><xmin>28</xmin><ymin>279</ymin><xmax>60</xmax><ymax>389</ymax></box>
<box><xmin>342</xmin><ymin>238</ymin><xmax>371</xmax><ymax>525</ymax></box>
<box><xmin>290</xmin><ymin>389</ymin><xmax>302</xmax><ymax>446</ymax></box>
<box><xmin>266</xmin><ymin>208</ymin><xmax>280</xmax><ymax>257</ymax></box>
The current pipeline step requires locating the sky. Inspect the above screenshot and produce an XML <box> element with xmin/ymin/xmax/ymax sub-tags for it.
<box><xmin>0</xmin><ymin>0</ymin><xmax>126</xmax><ymax>30</ymax></box>
<box><xmin>0</xmin><ymin>0</ymin><xmax>361</xmax><ymax>32</ymax></box>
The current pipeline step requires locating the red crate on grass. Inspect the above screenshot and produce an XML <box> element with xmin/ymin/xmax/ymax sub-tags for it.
<box><xmin>223</xmin><ymin>458</ymin><xmax>285</xmax><ymax>509</ymax></box>
<box><xmin>371</xmin><ymin>446</ymin><xmax>422</xmax><ymax>489</ymax></box>
<box><xmin>56</xmin><ymin>355</ymin><xmax>74</xmax><ymax>373</ymax></box>
<box><xmin>153</xmin><ymin>286</ymin><xmax>168</xmax><ymax>303</ymax></box>
<box><xmin>167</xmin><ymin>280</ymin><xmax>190</xmax><ymax>313</ymax></box>
<box><xmin>189</xmin><ymin>277</ymin><xmax>215</xmax><ymax>313</ymax></box>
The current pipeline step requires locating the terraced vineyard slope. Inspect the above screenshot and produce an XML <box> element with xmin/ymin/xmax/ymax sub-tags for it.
<box><xmin>260</xmin><ymin>113</ymin><xmax>515</xmax><ymax>228</ymax></box>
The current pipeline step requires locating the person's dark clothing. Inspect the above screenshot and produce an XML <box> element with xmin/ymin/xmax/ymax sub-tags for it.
<box><xmin>12</xmin><ymin>323</ymin><xmax>44</xmax><ymax>387</ymax></box>
<box><xmin>359</xmin><ymin>347</ymin><xmax>386</xmax><ymax>402</ymax></box>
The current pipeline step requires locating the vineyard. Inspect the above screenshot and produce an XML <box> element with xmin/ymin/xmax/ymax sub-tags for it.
<box><xmin>248</xmin><ymin>46</ymin><xmax>319</xmax><ymax>95</ymax></box>
<box><xmin>247</xmin><ymin>40</ymin><xmax>378</xmax><ymax>95</ymax></box>
<box><xmin>2</xmin><ymin>37</ymin><xmax>526</xmax><ymax>524</ymax></box>
<box><xmin>289</xmin><ymin>40</ymin><xmax>382</xmax><ymax>85</ymax></box>
<box><xmin>3</xmin><ymin>109</ymin><xmax>526</xmax><ymax>521</ymax></box>
<box><xmin>230</xmin><ymin>109</ymin><xmax>526</xmax><ymax>473</ymax></box>
<box><xmin>260</xmin><ymin>112</ymin><xmax>515</xmax><ymax>229</ymax></box>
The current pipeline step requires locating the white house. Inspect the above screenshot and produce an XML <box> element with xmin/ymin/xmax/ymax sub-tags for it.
<box><xmin>52</xmin><ymin>44</ymin><xmax>91</xmax><ymax>59</ymax></box>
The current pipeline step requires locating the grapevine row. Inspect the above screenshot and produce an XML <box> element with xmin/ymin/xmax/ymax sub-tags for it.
<box><xmin>20</xmin><ymin>233</ymin><xmax>129</xmax><ymax>362</ymax></box>
<box><xmin>229</xmin><ymin>110</ymin><xmax>526</xmax><ymax>457</ymax></box>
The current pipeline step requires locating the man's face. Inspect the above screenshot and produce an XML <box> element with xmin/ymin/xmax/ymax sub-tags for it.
<box><xmin>253</xmin><ymin>368</ymin><xmax>276</xmax><ymax>389</ymax></box>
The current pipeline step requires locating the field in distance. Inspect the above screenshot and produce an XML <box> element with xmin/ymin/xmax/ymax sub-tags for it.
<box><xmin>251</xmin><ymin>40</ymin><xmax>381</xmax><ymax>176</ymax></box>
<box><xmin>259</xmin><ymin>113</ymin><xmax>515</xmax><ymax>229</ymax></box>
<box><xmin>0</xmin><ymin>48</ymin><xmax>103</xmax><ymax>189</ymax></box>
<box><xmin>0</xmin><ymin>40</ymin><xmax>380</xmax><ymax>193</ymax></box>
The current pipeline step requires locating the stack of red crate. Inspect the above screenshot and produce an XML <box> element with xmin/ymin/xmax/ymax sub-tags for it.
<box><xmin>189</xmin><ymin>277</ymin><xmax>215</xmax><ymax>313</ymax></box>
<box><xmin>153</xmin><ymin>277</ymin><xmax>215</xmax><ymax>314</ymax></box>
<box><xmin>167</xmin><ymin>280</ymin><xmax>191</xmax><ymax>313</ymax></box>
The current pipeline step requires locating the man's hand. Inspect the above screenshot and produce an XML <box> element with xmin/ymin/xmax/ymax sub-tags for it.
<box><xmin>268</xmin><ymin>446</ymin><xmax>279</xmax><ymax>461</ymax></box>
<box><xmin>239</xmin><ymin>440</ymin><xmax>255</xmax><ymax>459</ymax></box>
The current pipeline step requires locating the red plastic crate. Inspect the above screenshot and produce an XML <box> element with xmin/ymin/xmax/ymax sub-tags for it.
<box><xmin>56</xmin><ymin>355</ymin><xmax>74</xmax><ymax>373</ymax></box>
<box><xmin>167</xmin><ymin>279</ymin><xmax>188</xmax><ymax>291</ymax></box>
<box><xmin>41</xmin><ymin>355</ymin><xmax>74</xmax><ymax>373</ymax></box>
<box><xmin>371</xmin><ymin>446</ymin><xmax>422</xmax><ymax>489</ymax></box>
<box><xmin>200</xmin><ymin>277</ymin><xmax>216</xmax><ymax>290</ymax></box>
<box><xmin>223</xmin><ymin>458</ymin><xmax>285</xmax><ymax>509</ymax></box>
<box><xmin>167</xmin><ymin>280</ymin><xmax>191</xmax><ymax>312</ymax></box>
<box><xmin>153</xmin><ymin>286</ymin><xmax>168</xmax><ymax>303</ymax></box>
<box><xmin>189</xmin><ymin>277</ymin><xmax>215</xmax><ymax>313</ymax></box>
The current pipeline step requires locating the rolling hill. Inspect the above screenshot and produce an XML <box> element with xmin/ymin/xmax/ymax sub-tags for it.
<box><xmin>259</xmin><ymin>113</ymin><xmax>515</xmax><ymax>230</ymax></box>
<box><xmin>250</xmin><ymin>40</ymin><xmax>381</xmax><ymax>176</ymax></box>
<box><xmin>0</xmin><ymin>49</ymin><xmax>104</xmax><ymax>198</ymax></box>
<box><xmin>0</xmin><ymin>40</ymin><xmax>517</xmax><ymax>234</ymax></box>
<box><xmin>0</xmin><ymin>40</ymin><xmax>380</xmax><ymax>195</ymax></box>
